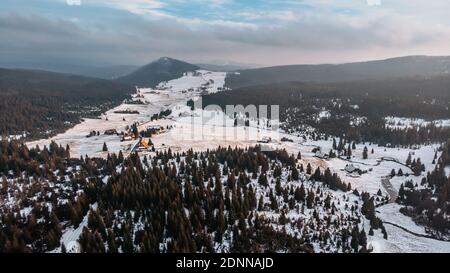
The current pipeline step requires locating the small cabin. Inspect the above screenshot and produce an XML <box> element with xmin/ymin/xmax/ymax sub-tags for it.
<box><xmin>314</xmin><ymin>151</ymin><xmax>329</xmax><ymax>160</ymax></box>
<box><xmin>121</xmin><ymin>135</ymin><xmax>133</xmax><ymax>142</ymax></box>
<box><xmin>258</xmin><ymin>137</ymin><xmax>272</xmax><ymax>144</ymax></box>
<box><xmin>344</xmin><ymin>164</ymin><xmax>367</xmax><ymax>175</ymax></box>
<box><xmin>344</xmin><ymin>164</ymin><xmax>360</xmax><ymax>173</ymax></box>
<box><xmin>140</xmin><ymin>138</ymin><xmax>150</xmax><ymax>149</ymax></box>
<box><xmin>147</xmin><ymin>125</ymin><xmax>165</xmax><ymax>134</ymax></box>
<box><xmin>281</xmin><ymin>137</ymin><xmax>294</xmax><ymax>142</ymax></box>
<box><xmin>104</xmin><ymin>129</ymin><xmax>118</xmax><ymax>135</ymax></box>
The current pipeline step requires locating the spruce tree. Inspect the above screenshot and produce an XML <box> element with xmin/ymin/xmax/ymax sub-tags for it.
<box><xmin>363</xmin><ymin>146</ymin><xmax>368</xmax><ymax>159</ymax></box>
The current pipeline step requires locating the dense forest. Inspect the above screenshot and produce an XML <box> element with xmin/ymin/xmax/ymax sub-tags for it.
<box><xmin>0</xmin><ymin>140</ymin><xmax>386</xmax><ymax>253</ymax></box>
<box><xmin>202</xmin><ymin>77</ymin><xmax>450</xmax><ymax>146</ymax></box>
<box><xmin>0</xmin><ymin>68</ymin><xmax>134</xmax><ymax>140</ymax></box>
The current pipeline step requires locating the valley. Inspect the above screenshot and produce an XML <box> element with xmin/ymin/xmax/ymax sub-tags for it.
<box><xmin>3</xmin><ymin>0</ymin><xmax>450</xmax><ymax>263</ymax></box>
<box><xmin>17</xmin><ymin>66</ymin><xmax>450</xmax><ymax>253</ymax></box>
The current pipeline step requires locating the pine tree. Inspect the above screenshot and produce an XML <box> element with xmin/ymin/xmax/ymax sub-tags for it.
<box><xmin>258</xmin><ymin>196</ymin><xmax>264</xmax><ymax>211</ymax></box>
<box><xmin>279</xmin><ymin>211</ymin><xmax>288</xmax><ymax>225</ymax></box>
<box><xmin>258</xmin><ymin>173</ymin><xmax>268</xmax><ymax>187</ymax></box>
<box><xmin>291</xmin><ymin>167</ymin><xmax>299</xmax><ymax>181</ymax></box>
<box><xmin>337</xmin><ymin>138</ymin><xmax>344</xmax><ymax>152</ymax></box>
<box><xmin>363</xmin><ymin>146</ymin><xmax>368</xmax><ymax>159</ymax></box>
<box><xmin>398</xmin><ymin>184</ymin><xmax>405</xmax><ymax>200</ymax></box>
<box><xmin>406</xmin><ymin>153</ymin><xmax>412</xmax><ymax>166</ymax></box>
<box><xmin>347</xmin><ymin>144</ymin><xmax>352</xmax><ymax>159</ymax></box>
<box><xmin>359</xmin><ymin>229</ymin><xmax>367</xmax><ymax>247</ymax></box>
<box><xmin>306</xmin><ymin>191</ymin><xmax>315</xmax><ymax>209</ymax></box>
<box><xmin>390</xmin><ymin>169</ymin><xmax>396</xmax><ymax>177</ymax></box>
<box><xmin>295</xmin><ymin>183</ymin><xmax>306</xmax><ymax>202</ymax></box>
<box><xmin>65</xmin><ymin>144</ymin><xmax>71</xmax><ymax>158</ymax></box>
<box><xmin>1</xmin><ymin>176</ymin><xmax>7</xmax><ymax>195</ymax></box>
<box><xmin>350</xmin><ymin>226</ymin><xmax>359</xmax><ymax>252</ymax></box>
<box><xmin>118</xmin><ymin>150</ymin><xmax>124</xmax><ymax>162</ymax></box>
<box><xmin>413</xmin><ymin>158</ymin><xmax>422</xmax><ymax>176</ymax></box>
<box><xmin>102</xmin><ymin>142</ymin><xmax>108</xmax><ymax>152</ymax></box>
<box><xmin>312</xmin><ymin>167</ymin><xmax>322</xmax><ymax>181</ymax></box>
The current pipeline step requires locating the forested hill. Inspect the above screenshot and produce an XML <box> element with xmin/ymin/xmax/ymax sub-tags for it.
<box><xmin>0</xmin><ymin>62</ymin><xmax>139</xmax><ymax>80</ymax></box>
<box><xmin>0</xmin><ymin>68</ymin><xmax>134</xmax><ymax>140</ymax></box>
<box><xmin>118</xmin><ymin>57</ymin><xmax>200</xmax><ymax>88</ymax></box>
<box><xmin>226</xmin><ymin>55</ymin><xmax>450</xmax><ymax>89</ymax></box>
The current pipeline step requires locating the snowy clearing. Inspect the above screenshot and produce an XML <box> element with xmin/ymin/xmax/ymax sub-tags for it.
<box><xmin>385</xmin><ymin>116</ymin><xmax>450</xmax><ymax>130</ymax></box>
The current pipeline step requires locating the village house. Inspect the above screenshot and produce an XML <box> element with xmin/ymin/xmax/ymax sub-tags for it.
<box><xmin>314</xmin><ymin>151</ymin><xmax>329</xmax><ymax>160</ymax></box>
<box><xmin>343</xmin><ymin>164</ymin><xmax>368</xmax><ymax>176</ymax></box>
<box><xmin>135</xmin><ymin>138</ymin><xmax>152</xmax><ymax>152</ymax></box>
<box><xmin>104</xmin><ymin>129</ymin><xmax>118</xmax><ymax>135</ymax></box>
<box><xmin>258</xmin><ymin>137</ymin><xmax>272</xmax><ymax>144</ymax></box>
<box><xmin>121</xmin><ymin>134</ymin><xmax>133</xmax><ymax>142</ymax></box>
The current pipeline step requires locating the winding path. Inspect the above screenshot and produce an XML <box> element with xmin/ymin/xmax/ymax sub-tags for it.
<box><xmin>379</xmin><ymin>176</ymin><xmax>449</xmax><ymax>242</ymax></box>
<box><xmin>381</xmin><ymin>176</ymin><xmax>398</xmax><ymax>204</ymax></box>
<box><xmin>338</xmin><ymin>156</ymin><xmax>414</xmax><ymax>172</ymax></box>
<box><xmin>382</xmin><ymin>221</ymin><xmax>442</xmax><ymax>240</ymax></box>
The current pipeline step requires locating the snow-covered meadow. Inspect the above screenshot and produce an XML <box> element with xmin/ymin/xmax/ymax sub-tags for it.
<box><xmin>27</xmin><ymin>70</ymin><xmax>226</xmax><ymax>158</ymax></box>
<box><xmin>385</xmin><ymin>116</ymin><xmax>450</xmax><ymax>130</ymax></box>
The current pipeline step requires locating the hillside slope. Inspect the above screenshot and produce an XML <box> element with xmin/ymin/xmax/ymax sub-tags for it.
<box><xmin>0</xmin><ymin>68</ymin><xmax>134</xmax><ymax>139</ymax></box>
<box><xmin>226</xmin><ymin>56</ymin><xmax>450</xmax><ymax>89</ymax></box>
<box><xmin>118</xmin><ymin>57</ymin><xmax>200</xmax><ymax>87</ymax></box>
<box><xmin>0</xmin><ymin>62</ymin><xmax>139</xmax><ymax>80</ymax></box>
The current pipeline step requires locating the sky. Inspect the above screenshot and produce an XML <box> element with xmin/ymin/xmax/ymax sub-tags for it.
<box><xmin>1</xmin><ymin>0</ymin><xmax>450</xmax><ymax>67</ymax></box>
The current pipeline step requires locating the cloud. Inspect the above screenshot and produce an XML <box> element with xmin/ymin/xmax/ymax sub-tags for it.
<box><xmin>101</xmin><ymin>0</ymin><xmax>165</xmax><ymax>15</ymax></box>
<box><xmin>66</xmin><ymin>0</ymin><xmax>81</xmax><ymax>6</ymax></box>
<box><xmin>2</xmin><ymin>0</ymin><xmax>450</xmax><ymax>66</ymax></box>
<box><xmin>366</xmin><ymin>0</ymin><xmax>381</xmax><ymax>6</ymax></box>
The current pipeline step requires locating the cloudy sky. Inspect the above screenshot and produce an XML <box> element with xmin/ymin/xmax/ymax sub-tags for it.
<box><xmin>1</xmin><ymin>0</ymin><xmax>450</xmax><ymax>66</ymax></box>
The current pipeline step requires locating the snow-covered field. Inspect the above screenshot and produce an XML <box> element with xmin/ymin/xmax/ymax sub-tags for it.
<box><xmin>27</xmin><ymin>70</ymin><xmax>450</xmax><ymax>253</ymax></box>
<box><xmin>385</xmin><ymin>116</ymin><xmax>450</xmax><ymax>129</ymax></box>
<box><xmin>27</xmin><ymin>70</ymin><xmax>226</xmax><ymax>158</ymax></box>
<box><xmin>371</xmin><ymin>204</ymin><xmax>450</xmax><ymax>253</ymax></box>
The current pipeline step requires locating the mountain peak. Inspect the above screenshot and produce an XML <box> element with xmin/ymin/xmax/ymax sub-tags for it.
<box><xmin>119</xmin><ymin>57</ymin><xmax>199</xmax><ymax>87</ymax></box>
<box><xmin>157</xmin><ymin>56</ymin><xmax>172</xmax><ymax>62</ymax></box>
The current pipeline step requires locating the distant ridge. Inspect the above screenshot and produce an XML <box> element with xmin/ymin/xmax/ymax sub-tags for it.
<box><xmin>226</xmin><ymin>55</ymin><xmax>450</xmax><ymax>89</ymax></box>
<box><xmin>118</xmin><ymin>57</ymin><xmax>200</xmax><ymax>87</ymax></box>
<box><xmin>0</xmin><ymin>62</ymin><xmax>139</xmax><ymax>80</ymax></box>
